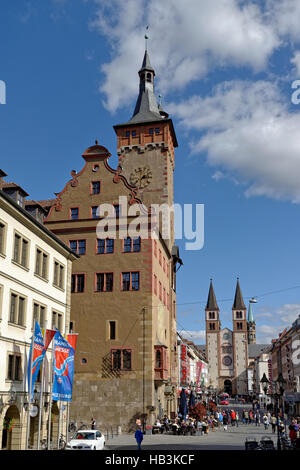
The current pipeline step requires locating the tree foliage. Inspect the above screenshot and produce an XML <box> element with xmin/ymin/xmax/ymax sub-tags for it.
<box><xmin>188</xmin><ymin>402</ymin><xmax>207</xmax><ymax>421</ymax></box>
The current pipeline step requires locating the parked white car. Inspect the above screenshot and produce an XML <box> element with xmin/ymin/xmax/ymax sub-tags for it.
<box><xmin>65</xmin><ymin>430</ymin><xmax>106</xmax><ymax>450</ymax></box>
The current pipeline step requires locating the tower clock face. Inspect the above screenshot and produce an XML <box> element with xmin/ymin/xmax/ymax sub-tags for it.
<box><xmin>129</xmin><ymin>166</ymin><xmax>152</xmax><ymax>189</ymax></box>
<box><xmin>223</xmin><ymin>333</ymin><xmax>230</xmax><ymax>341</ymax></box>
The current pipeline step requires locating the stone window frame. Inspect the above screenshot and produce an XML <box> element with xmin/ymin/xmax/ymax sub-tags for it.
<box><xmin>34</xmin><ymin>245</ymin><xmax>50</xmax><ymax>281</ymax></box>
<box><xmin>8</xmin><ymin>289</ymin><xmax>27</xmax><ymax>328</ymax></box>
<box><xmin>53</xmin><ymin>259</ymin><xmax>66</xmax><ymax>291</ymax></box>
<box><xmin>6</xmin><ymin>352</ymin><xmax>22</xmax><ymax>382</ymax></box>
<box><xmin>12</xmin><ymin>229</ymin><xmax>30</xmax><ymax>270</ymax></box>
<box><xmin>0</xmin><ymin>218</ymin><xmax>7</xmax><ymax>257</ymax></box>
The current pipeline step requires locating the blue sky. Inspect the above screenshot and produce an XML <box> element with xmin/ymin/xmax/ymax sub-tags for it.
<box><xmin>1</xmin><ymin>0</ymin><xmax>300</xmax><ymax>344</ymax></box>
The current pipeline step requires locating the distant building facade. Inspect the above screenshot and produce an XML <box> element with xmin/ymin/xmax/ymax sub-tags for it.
<box><xmin>270</xmin><ymin>319</ymin><xmax>300</xmax><ymax>417</ymax></box>
<box><xmin>204</xmin><ymin>279</ymin><xmax>268</xmax><ymax>395</ymax></box>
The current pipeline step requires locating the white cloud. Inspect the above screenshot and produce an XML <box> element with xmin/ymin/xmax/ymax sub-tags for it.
<box><xmin>291</xmin><ymin>51</ymin><xmax>300</xmax><ymax>76</ymax></box>
<box><xmin>256</xmin><ymin>303</ymin><xmax>300</xmax><ymax>342</ymax></box>
<box><xmin>276</xmin><ymin>303</ymin><xmax>300</xmax><ymax>324</ymax></box>
<box><xmin>169</xmin><ymin>80</ymin><xmax>300</xmax><ymax>202</ymax></box>
<box><xmin>89</xmin><ymin>0</ymin><xmax>300</xmax><ymax>203</ymax></box>
<box><xmin>180</xmin><ymin>330</ymin><xmax>206</xmax><ymax>343</ymax></box>
<box><xmin>90</xmin><ymin>0</ymin><xmax>279</xmax><ymax>112</ymax></box>
<box><xmin>267</xmin><ymin>0</ymin><xmax>300</xmax><ymax>42</ymax></box>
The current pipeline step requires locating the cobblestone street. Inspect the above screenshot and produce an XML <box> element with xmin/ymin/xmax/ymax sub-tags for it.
<box><xmin>106</xmin><ymin>422</ymin><xmax>275</xmax><ymax>450</ymax></box>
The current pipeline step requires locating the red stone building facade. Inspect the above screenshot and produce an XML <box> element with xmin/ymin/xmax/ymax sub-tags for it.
<box><xmin>41</xmin><ymin>50</ymin><xmax>180</xmax><ymax>430</ymax></box>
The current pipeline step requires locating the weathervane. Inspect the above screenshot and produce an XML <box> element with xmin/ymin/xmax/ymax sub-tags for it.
<box><xmin>145</xmin><ymin>25</ymin><xmax>149</xmax><ymax>50</ymax></box>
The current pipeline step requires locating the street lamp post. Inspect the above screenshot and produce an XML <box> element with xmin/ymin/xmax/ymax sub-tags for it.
<box><xmin>260</xmin><ymin>372</ymin><xmax>286</xmax><ymax>451</ymax></box>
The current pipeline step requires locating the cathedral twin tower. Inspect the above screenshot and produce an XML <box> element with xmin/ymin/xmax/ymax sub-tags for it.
<box><xmin>205</xmin><ymin>279</ymin><xmax>256</xmax><ymax>395</ymax></box>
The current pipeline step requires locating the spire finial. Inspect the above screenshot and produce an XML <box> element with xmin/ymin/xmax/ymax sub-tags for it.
<box><xmin>145</xmin><ymin>25</ymin><xmax>149</xmax><ymax>50</ymax></box>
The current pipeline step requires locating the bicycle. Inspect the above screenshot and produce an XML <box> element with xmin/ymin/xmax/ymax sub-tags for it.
<box><xmin>68</xmin><ymin>421</ymin><xmax>87</xmax><ymax>434</ymax></box>
<box><xmin>40</xmin><ymin>434</ymin><xmax>66</xmax><ymax>450</ymax></box>
<box><xmin>59</xmin><ymin>433</ymin><xmax>66</xmax><ymax>450</ymax></box>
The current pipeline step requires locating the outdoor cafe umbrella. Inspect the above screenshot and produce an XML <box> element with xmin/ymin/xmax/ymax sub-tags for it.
<box><xmin>179</xmin><ymin>389</ymin><xmax>188</xmax><ymax>421</ymax></box>
<box><xmin>189</xmin><ymin>390</ymin><xmax>196</xmax><ymax>410</ymax></box>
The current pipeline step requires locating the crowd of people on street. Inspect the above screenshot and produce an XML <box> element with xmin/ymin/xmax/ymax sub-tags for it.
<box><xmin>134</xmin><ymin>400</ymin><xmax>300</xmax><ymax>449</ymax></box>
<box><xmin>149</xmin><ymin>409</ymin><xmax>300</xmax><ymax>440</ymax></box>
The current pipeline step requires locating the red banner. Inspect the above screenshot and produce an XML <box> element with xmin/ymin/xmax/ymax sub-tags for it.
<box><xmin>180</xmin><ymin>344</ymin><xmax>187</xmax><ymax>386</ymax></box>
<box><xmin>67</xmin><ymin>333</ymin><xmax>78</xmax><ymax>352</ymax></box>
<box><xmin>45</xmin><ymin>329</ymin><xmax>56</xmax><ymax>351</ymax></box>
<box><xmin>196</xmin><ymin>361</ymin><xmax>203</xmax><ymax>384</ymax></box>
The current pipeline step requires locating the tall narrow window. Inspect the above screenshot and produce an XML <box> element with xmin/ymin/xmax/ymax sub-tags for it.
<box><xmin>9</xmin><ymin>292</ymin><xmax>26</xmax><ymax>326</ymax></box>
<box><xmin>133</xmin><ymin>237</ymin><xmax>141</xmax><ymax>252</ymax></box>
<box><xmin>53</xmin><ymin>260</ymin><xmax>65</xmax><ymax>290</ymax></box>
<box><xmin>91</xmin><ymin>181</ymin><xmax>100</xmax><ymax>194</ymax></box>
<box><xmin>114</xmin><ymin>205</ymin><xmax>120</xmax><ymax>217</ymax></box>
<box><xmin>0</xmin><ymin>221</ymin><xmax>6</xmax><ymax>255</ymax></box>
<box><xmin>71</xmin><ymin>274</ymin><xmax>85</xmax><ymax>293</ymax></box>
<box><xmin>70</xmin><ymin>208</ymin><xmax>79</xmax><ymax>220</ymax></box>
<box><xmin>13</xmin><ymin>233</ymin><xmax>29</xmax><ymax>268</ymax></box>
<box><xmin>122</xmin><ymin>272</ymin><xmax>131</xmax><ymax>291</ymax></box>
<box><xmin>155</xmin><ymin>350</ymin><xmax>161</xmax><ymax>368</ymax></box>
<box><xmin>33</xmin><ymin>302</ymin><xmax>46</xmax><ymax>329</ymax></box>
<box><xmin>13</xmin><ymin>233</ymin><xmax>20</xmax><ymax>262</ymax></box>
<box><xmin>124</xmin><ymin>237</ymin><xmax>131</xmax><ymax>252</ymax></box>
<box><xmin>109</xmin><ymin>321</ymin><xmax>116</xmax><ymax>340</ymax></box>
<box><xmin>7</xmin><ymin>354</ymin><xmax>22</xmax><ymax>381</ymax></box>
<box><xmin>153</xmin><ymin>274</ymin><xmax>157</xmax><ymax>295</ymax></box>
<box><xmin>92</xmin><ymin>206</ymin><xmax>100</xmax><ymax>219</ymax></box>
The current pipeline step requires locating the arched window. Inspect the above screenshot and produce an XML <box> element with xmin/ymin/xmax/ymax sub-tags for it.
<box><xmin>146</xmin><ymin>72</ymin><xmax>152</xmax><ymax>82</ymax></box>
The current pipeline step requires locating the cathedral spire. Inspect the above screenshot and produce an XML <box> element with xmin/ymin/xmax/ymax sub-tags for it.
<box><xmin>206</xmin><ymin>279</ymin><xmax>219</xmax><ymax>311</ymax></box>
<box><xmin>248</xmin><ymin>301</ymin><xmax>254</xmax><ymax>322</ymax></box>
<box><xmin>232</xmin><ymin>278</ymin><xmax>246</xmax><ymax>310</ymax></box>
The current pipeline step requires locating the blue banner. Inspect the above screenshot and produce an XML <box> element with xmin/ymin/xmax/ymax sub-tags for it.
<box><xmin>27</xmin><ymin>321</ymin><xmax>45</xmax><ymax>401</ymax></box>
<box><xmin>52</xmin><ymin>330</ymin><xmax>75</xmax><ymax>402</ymax></box>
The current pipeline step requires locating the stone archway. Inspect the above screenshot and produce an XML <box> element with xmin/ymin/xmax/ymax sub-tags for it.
<box><xmin>1</xmin><ymin>405</ymin><xmax>21</xmax><ymax>450</ymax></box>
<box><xmin>224</xmin><ymin>380</ymin><xmax>232</xmax><ymax>395</ymax></box>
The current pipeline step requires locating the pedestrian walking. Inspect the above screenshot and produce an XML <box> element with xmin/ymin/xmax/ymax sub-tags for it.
<box><xmin>223</xmin><ymin>414</ymin><xmax>228</xmax><ymax>431</ymax></box>
<box><xmin>91</xmin><ymin>417</ymin><xmax>96</xmax><ymax>430</ymax></box>
<box><xmin>244</xmin><ymin>410</ymin><xmax>249</xmax><ymax>424</ymax></box>
<box><xmin>262</xmin><ymin>413</ymin><xmax>269</xmax><ymax>430</ymax></box>
<box><xmin>255</xmin><ymin>411</ymin><xmax>260</xmax><ymax>427</ymax></box>
<box><xmin>270</xmin><ymin>414</ymin><xmax>277</xmax><ymax>433</ymax></box>
<box><xmin>135</xmin><ymin>427</ymin><xmax>144</xmax><ymax>450</ymax></box>
<box><xmin>235</xmin><ymin>411</ymin><xmax>239</xmax><ymax>427</ymax></box>
<box><xmin>230</xmin><ymin>410</ymin><xmax>236</xmax><ymax>427</ymax></box>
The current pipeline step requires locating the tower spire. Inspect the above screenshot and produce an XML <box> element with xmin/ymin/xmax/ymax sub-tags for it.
<box><xmin>232</xmin><ymin>278</ymin><xmax>246</xmax><ymax>310</ymax></box>
<box><xmin>145</xmin><ymin>25</ymin><xmax>149</xmax><ymax>50</ymax></box>
<box><xmin>248</xmin><ymin>301</ymin><xmax>254</xmax><ymax>322</ymax></box>
<box><xmin>206</xmin><ymin>279</ymin><xmax>219</xmax><ymax>311</ymax></box>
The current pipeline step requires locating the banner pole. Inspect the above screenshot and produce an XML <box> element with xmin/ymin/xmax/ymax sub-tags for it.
<box><xmin>58</xmin><ymin>402</ymin><xmax>62</xmax><ymax>449</ymax></box>
<box><xmin>47</xmin><ymin>342</ymin><xmax>54</xmax><ymax>450</ymax></box>
<box><xmin>25</xmin><ymin>322</ymin><xmax>35</xmax><ymax>450</ymax></box>
<box><xmin>37</xmin><ymin>322</ymin><xmax>47</xmax><ymax>450</ymax></box>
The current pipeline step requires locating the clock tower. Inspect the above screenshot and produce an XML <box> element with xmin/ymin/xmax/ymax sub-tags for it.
<box><xmin>113</xmin><ymin>48</ymin><xmax>178</xmax><ymax>249</ymax></box>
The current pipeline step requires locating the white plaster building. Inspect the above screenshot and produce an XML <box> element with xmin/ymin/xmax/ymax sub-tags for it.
<box><xmin>0</xmin><ymin>174</ymin><xmax>77</xmax><ymax>450</ymax></box>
